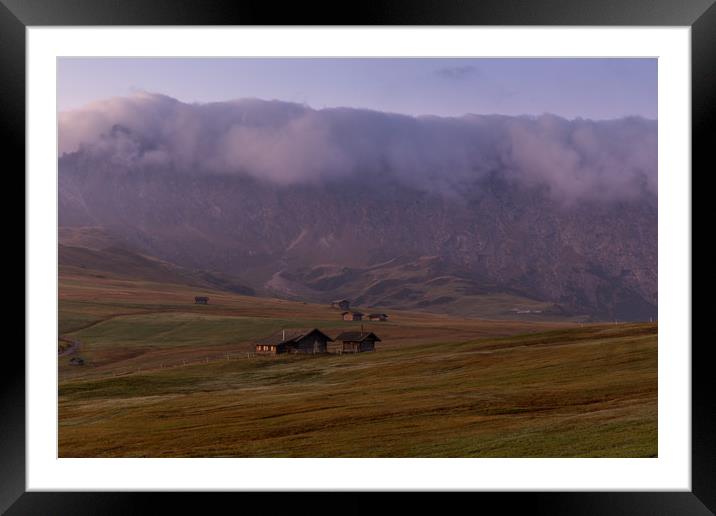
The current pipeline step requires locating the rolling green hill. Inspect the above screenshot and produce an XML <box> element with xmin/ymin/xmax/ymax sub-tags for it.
<box><xmin>277</xmin><ymin>255</ymin><xmax>576</xmax><ymax>320</ymax></box>
<box><xmin>59</xmin><ymin>236</ymin><xmax>254</xmax><ymax>296</ymax></box>
<box><xmin>58</xmin><ymin>264</ymin><xmax>656</xmax><ymax>458</ymax></box>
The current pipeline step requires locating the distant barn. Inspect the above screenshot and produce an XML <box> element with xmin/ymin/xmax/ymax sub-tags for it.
<box><xmin>335</xmin><ymin>331</ymin><xmax>381</xmax><ymax>353</ymax></box>
<box><xmin>342</xmin><ymin>311</ymin><xmax>364</xmax><ymax>321</ymax></box>
<box><xmin>367</xmin><ymin>313</ymin><xmax>388</xmax><ymax>321</ymax></box>
<box><xmin>194</xmin><ymin>296</ymin><xmax>209</xmax><ymax>305</ymax></box>
<box><xmin>331</xmin><ymin>299</ymin><xmax>351</xmax><ymax>310</ymax></box>
<box><xmin>255</xmin><ymin>328</ymin><xmax>333</xmax><ymax>355</ymax></box>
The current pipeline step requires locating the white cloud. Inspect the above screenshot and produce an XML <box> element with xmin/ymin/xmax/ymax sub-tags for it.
<box><xmin>59</xmin><ymin>92</ymin><xmax>657</xmax><ymax>201</ymax></box>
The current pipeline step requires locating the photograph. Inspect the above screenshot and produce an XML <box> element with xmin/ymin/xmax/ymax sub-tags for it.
<box><xmin>3</xmin><ymin>0</ymin><xmax>709</xmax><ymax>508</ymax></box>
<box><xmin>56</xmin><ymin>56</ymin><xmax>659</xmax><ymax>459</ymax></box>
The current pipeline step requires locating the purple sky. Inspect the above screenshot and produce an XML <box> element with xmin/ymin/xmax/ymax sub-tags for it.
<box><xmin>58</xmin><ymin>58</ymin><xmax>657</xmax><ymax>120</ymax></box>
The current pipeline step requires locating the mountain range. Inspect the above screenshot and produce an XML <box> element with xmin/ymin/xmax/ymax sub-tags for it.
<box><xmin>58</xmin><ymin>95</ymin><xmax>657</xmax><ymax>321</ymax></box>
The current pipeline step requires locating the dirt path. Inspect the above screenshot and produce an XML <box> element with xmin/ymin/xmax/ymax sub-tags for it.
<box><xmin>59</xmin><ymin>338</ymin><xmax>81</xmax><ymax>356</ymax></box>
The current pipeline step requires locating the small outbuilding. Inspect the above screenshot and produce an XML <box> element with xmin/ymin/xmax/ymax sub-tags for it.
<box><xmin>342</xmin><ymin>311</ymin><xmax>364</xmax><ymax>321</ymax></box>
<box><xmin>194</xmin><ymin>296</ymin><xmax>209</xmax><ymax>305</ymax></box>
<box><xmin>335</xmin><ymin>331</ymin><xmax>381</xmax><ymax>353</ymax></box>
<box><xmin>255</xmin><ymin>328</ymin><xmax>333</xmax><ymax>355</ymax></box>
<box><xmin>367</xmin><ymin>313</ymin><xmax>389</xmax><ymax>321</ymax></box>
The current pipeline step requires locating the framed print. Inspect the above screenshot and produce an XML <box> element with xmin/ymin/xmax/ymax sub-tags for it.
<box><xmin>6</xmin><ymin>0</ymin><xmax>714</xmax><ymax>513</ymax></box>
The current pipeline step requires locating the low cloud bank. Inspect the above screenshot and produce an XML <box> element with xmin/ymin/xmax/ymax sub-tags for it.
<box><xmin>59</xmin><ymin>92</ymin><xmax>657</xmax><ymax>201</ymax></box>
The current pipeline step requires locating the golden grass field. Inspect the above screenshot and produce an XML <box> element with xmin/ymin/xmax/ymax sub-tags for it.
<box><xmin>58</xmin><ymin>265</ymin><xmax>657</xmax><ymax>457</ymax></box>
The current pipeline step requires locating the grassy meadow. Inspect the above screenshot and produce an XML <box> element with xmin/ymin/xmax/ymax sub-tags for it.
<box><xmin>58</xmin><ymin>265</ymin><xmax>657</xmax><ymax>457</ymax></box>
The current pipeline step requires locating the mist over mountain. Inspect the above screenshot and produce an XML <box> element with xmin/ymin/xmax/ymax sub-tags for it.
<box><xmin>59</xmin><ymin>93</ymin><xmax>657</xmax><ymax>320</ymax></box>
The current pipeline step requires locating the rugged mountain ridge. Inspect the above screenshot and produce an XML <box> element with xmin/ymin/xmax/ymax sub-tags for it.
<box><xmin>59</xmin><ymin>152</ymin><xmax>657</xmax><ymax>320</ymax></box>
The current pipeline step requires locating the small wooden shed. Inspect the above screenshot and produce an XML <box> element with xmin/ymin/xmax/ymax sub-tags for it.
<box><xmin>367</xmin><ymin>313</ymin><xmax>388</xmax><ymax>321</ymax></box>
<box><xmin>255</xmin><ymin>328</ymin><xmax>334</xmax><ymax>355</ymax></box>
<box><xmin>342</xmin><ymin>311</ymin><xmax>364</xmax><ymax>321</ymax></box>
<box><xmin>335</xmin><ymin>331</ymin><xmax>381</xmax><ymax>353</ymax></box>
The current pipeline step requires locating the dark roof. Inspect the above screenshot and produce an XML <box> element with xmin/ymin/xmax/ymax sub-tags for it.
<box><xmin>368</xmin><ymin>313</ymin><xmax>388</xmax><ymax>317</ymax></box>
<box><xmin>335</xmin><ymin>331</ymin><xmax>381</xmax><ymax>342</ymax></box>
<box><xmin>256</xmin><ymin>328</ymin><xmax>334</xmax><ymax>345</ymax></box>
<box><xmin>341</xmin><ymin>311</ymin><xmax>364</xmax><ymax>316</ymax></box>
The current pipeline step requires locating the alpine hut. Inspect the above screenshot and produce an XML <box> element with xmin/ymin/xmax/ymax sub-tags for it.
<box><xmin>255</xmin><ymin>328</ymin><xmax>333</xmax><ymax>355</ymax></box>
<box><xmin>334</xmin><ymin>330</ymin><xmax>381</xmax><ymax>353</ymax></box>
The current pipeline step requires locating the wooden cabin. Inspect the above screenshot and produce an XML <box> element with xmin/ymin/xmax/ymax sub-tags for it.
<box><xmin>367</xmin><ymin>313</ymin><xmax>388</xmax><ymax>321</ymax></box>
<box><xmin>255</xmin><ymin>328</ymin><xmax>333</xmax><ymax>355</ymax></box>
<box><xmin>335</xmin><ymin>331</ymin><xmax>381</xmax><ymax>353</ymax></box>
<box><xmin>255</xmin><ymin>341</ymin><xmax>289</xmax><ymax>354</ymax></box>
<box><xmin>194</xmin><ymin>296</ymin><xmax>209</xmax><ymax>305</ymax></box>
<box><xmin>342</xmin><ymin>311</ymin><xmax>364</xmax><ymax>321</ymax></box>
<box><xmin>332</xmin><ymin>299</ymin><xmax>351</xmax><ymax>310</ymax></box>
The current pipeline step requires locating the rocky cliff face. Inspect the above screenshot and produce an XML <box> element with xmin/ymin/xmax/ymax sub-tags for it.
<box><xmin>58</xmin><ymin>151</ymin><xmax>657</xmax><ymax>320</ymax></box>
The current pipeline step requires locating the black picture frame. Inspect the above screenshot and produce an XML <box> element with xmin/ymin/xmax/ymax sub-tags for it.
<box><xmin>6</xmin><ymin>1</ymin><xmax>713</xmax><ymax>513</ymax></box>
